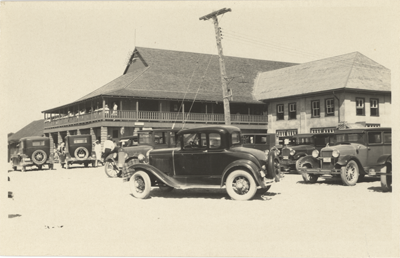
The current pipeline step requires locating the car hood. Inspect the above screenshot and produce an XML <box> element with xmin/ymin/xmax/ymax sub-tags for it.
<box><xmin>150</xmin><ymin>147</ymin><xmax>180</xmax><ymax>155</ymax></box>
<box><xmin>122</xmin><ymin>145</ymin><xmax>153</xmax><ymax>156</ymax></box>
<box><xmin>321</xmin><ymin>143</ymin><xmax>361</xmax><ymax>154</ymax></box>
<box><xmin>230</xmin><ymin>146</ymin><xmax>267</xmax><ymax>161</ymax></box>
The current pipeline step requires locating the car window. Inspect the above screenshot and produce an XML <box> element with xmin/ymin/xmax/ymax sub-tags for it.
<box><xmin>241</xmin><ymin>135</ymin><xmax>253</xmax><ymax>144</ymax></box>
<box><xmin>183</xmin><ymin>133</ymin><xmax>207</xmax><ymax>150</ymax></box>
<box><xmin>368</xmin><ymin>132</ymin><xmax>382</xmax><ymax>144</ymax></box>
<box><xmin>255</xmin><ymin>135</ymin><xmax>267</xmax><ymax>144</ymax></box>
<box><xmin>383</xmin><ymin>132</ymin><xmax>391</xmax><ymax>144</ymax></box>
<box><xmin>209</xmin><ymin>133</ymin><xmax>221</xmax><ymax>149</ymax></box>
<box><xmin>32</xmin><ymin>141</ymin><xmax>45</xmax><ymax>146</ymax></box>
<box><xmin>139</xmin><ymin>133</ymin><xmax>151</xmax><ymax>144</ymax></box>
<box><xmin>154</xmin><ymin>132</ymin><xmax>165</xmax><ymax>144</ymax></box>
<box><xmin>232</xmin><ymin>132</ymin><xmax>241</xmax><ymax>145</ymax></box>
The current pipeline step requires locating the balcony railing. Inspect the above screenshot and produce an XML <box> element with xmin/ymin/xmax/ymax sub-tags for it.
<box><xmin>44</xmin><ymin>110</ymin><xmax>267</xmax><ymax>129</ymax></box>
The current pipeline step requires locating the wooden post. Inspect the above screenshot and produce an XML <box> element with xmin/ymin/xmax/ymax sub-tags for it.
<box><xmin>200</xmin><ymin>8</ymin><xmax>232</xmax><ymax>125</ymax></box>
<box><xmin>102</xmin><ymin>98</ymin><xmax>105</xmax><ymax>121</ymax></box>
<box><xmin>136</xmin><ymin>100</ymin><xmax>139</xmax><ymax>122</ymax></box>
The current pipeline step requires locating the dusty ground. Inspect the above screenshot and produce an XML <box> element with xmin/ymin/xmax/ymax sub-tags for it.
<box><xmin>1</xmin><ymin>164</ymin><xmax>399</xmax><ymax>257</ymax></box>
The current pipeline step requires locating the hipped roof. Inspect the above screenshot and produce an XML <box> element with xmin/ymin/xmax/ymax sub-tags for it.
<box><xmin>253</xmin><ymin>52</ymin><xmax>391</xmax><ymax>101</ymax></box>
<box><xmin>44</xmin><ymin>47</ymin><xmax>297</xmax><ymax>112</ymax></box>
<box><xmin>8</xmin><ymin>119</ymin><xmax>44</xmax><ymax>143</ymax></box>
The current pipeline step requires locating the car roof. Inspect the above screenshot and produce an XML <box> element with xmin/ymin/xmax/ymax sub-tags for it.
<box><xmin>20</xmin><ymin>136</ymin><xmax>48</xmax><ymax>141</ymax></box>
<box><xmin>138</xmin><ymin>128</ymin><xmax>180</xmax><ymax>133</ymax></box>
<box><xmin>66</xmin><ymin>134</ymin><xmax>91</xmax><ymax>138</ymax></box>
<box><xmin>178</xmin><ymin>125</ymin><xmax>241</xmax><ymax>135</ymax></box>
<box><xmin>335</xmin><ymin>127</ymin><xmax>391</xmax><ymax>134</ymax></box>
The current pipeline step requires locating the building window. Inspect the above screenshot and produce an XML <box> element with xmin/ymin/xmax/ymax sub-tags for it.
<box><xmin>325</xmin><ymin>98</ymin><xmax>334</xmax><ymax>116</ymax></box>
<box><xmin>356</xmin><ymin>98</ymin><xmax>365</xmax><ymax>116</ymax></box>
<box><xmin>366</xmin><ymin>123</ymin><xmax>380</xmax><ymax>128</ymax></box>
<box><xmin>370</xmin><ymin>98</ymin><xmax>379</xmax><ymax>116</ymax></box>
<box><xmin>311</xmin><ymin>100</ymin><xmax>320</xmax><ymax>117</ymax></box>
<box><xmin>289</xmin><ymin>103</ymin><xmax>296</xmax><ymax>120</ymax></box>
<box><xmin>277</xmin><ymin>104</ymin><xmax>284</xmax><ymax>120</ymax></box>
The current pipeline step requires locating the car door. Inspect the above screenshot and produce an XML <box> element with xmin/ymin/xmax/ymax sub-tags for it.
<box><xmin>366</xmin><ymin>131</ymin><xmax>384</xmax><ymax>167</ymax></box>
<box><xmin>173</xmin><ymin>132</ymin><xmax>210</xmax><ymax>183</ymax></box>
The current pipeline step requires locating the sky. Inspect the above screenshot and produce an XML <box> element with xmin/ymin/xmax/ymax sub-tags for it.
<box><xmin>1</xmin><ymin>0</ymin><xmax>399</xmax><ymax>135</ymax></box>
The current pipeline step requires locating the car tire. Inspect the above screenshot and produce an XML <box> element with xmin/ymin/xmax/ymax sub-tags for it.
<box><xmin>159</xmin><ymin>185</ymin><xmax>174</xmax><ymax>192</ymax></box>
<box><xmin>309</xmin><ymin>174</ymin><xmax>319</xmax><ymax>183</ymax></box>
<box><xmin>104</xmin><ymin>161</ymin><xmax>118</xmax><ymax>178</ymax></box>
<box><xmin>257</xmin><ymin>185</ymin><xmax>271</xmax><ymax>195</ymax></box>
<box><xmin>32</xmin><ymin>150</ymin><xmax>47</xmax><ymax>165</ymax></box>
<box><xmin>74</xmin><ymin>147</ymin><xmax>89</xmax><ymax>161</ymax></box>
<box><xmin>66</xmin><ymin>162</ymin><xmax>70</xmax><ymax>169</ymax></box>
<box><xmin>129</xmin><ymin>171</ymin><xmax>152</xmax><ymax>199</ymax></box>
<box><xmin>297</xmin><ymin>160</ymin><xmax>313</xmax><ymax>183</ymax></box>
<box><xmin>381</xmin><ymin>164</ymin><xmax>392</xmax><ymax>192</ymax></box>
<box><xmin>341</xmin><ymin>160</ymin><xmax>359</xmax><ymax>186</ymax></box>
<box><xmin>226</xmin><ymin>170</ymin><xmax>257</xmax><ymax>201</ymax></box>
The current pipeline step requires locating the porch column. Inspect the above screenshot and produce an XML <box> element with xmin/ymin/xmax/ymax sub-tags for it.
<box><xmin>58</xmin><ymin>132</ymin><xmax>63</xmax><ymax>143</ymax></box>
<box><xmin>90</xmin><ymin>128</ymin><xmax>96</xmax><ymax>144</ymax></box>
<box><xmin>102</xmin><ymin>99</ymin><xmax>105</xmax><ymax>121</ymax></box>
<box><xmin>48</xmin><ymin>133</ymin><xmax>55</xmax><ymax>155</ymax></box>
<box><xmin>100</xmin><ymin>126</ymin><xmax>108</xmax><ymax>150</ymax></box>
<box><xmin>136</xmin><ymin>100</ymin><xmax>139</xmax><ymax>122</ymax></box>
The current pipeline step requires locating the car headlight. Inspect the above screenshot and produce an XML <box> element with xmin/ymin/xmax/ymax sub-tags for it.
<box><xmin>138</xmin><ymin>154</ymin><xmax>145</xmax><ymax>161</ymax></box>
<box><xmin>312</xmin><ymin>150</ymin><xmax>319</xmax><ymax>158</ymax></box>
<box><xmin>332</xmin><ymin>150</ymin><xmax>340</xmax><ymax>158</ymax></box>
<box><xmin>275</xmin><ymin>149</ymin><xmax>280</xmax><ymax>155</ymax></box>
<box><xmin>113</xmin><ymin>153</ymin><xmax>117</xmax><ymax>159</ymax></box>
<box><xmin>289</xmin><ymin>149</ymin><xmax>296</xmax><ymax>156</ymax></box>
<box><xmin>264</xmin><ymin>149</ymin><xmax>269</xmax><ymax>156</ymax></box>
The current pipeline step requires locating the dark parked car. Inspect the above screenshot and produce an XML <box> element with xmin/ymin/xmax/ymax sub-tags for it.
<box><xmin>241</xmin><ymin>133</ymin><xmax>277</xmax><ymax>151</ymax></box>
<box><xmin>104</xmin><ymin>129</ymin><xmax>180</xmax><ymax>178</ymax></box>
<box><xmin>64</xmin><ymin>135</ymin><xmax>96</xmax><ymax>169</ymax></box>
<box><xmin>278</xmin><ymin>133</ymin><xmax>333</xmax><ymax>172</ymax></box>
<box><xmin>10</xmin><ymin>136</ymin><xmax>54</xmax><ymax>171</ymax></box>
<box><xmin>298</xmin><ymin>127</ymin><xmax>392</xmax><ymax>189</ymax></box>
<box><xmin>122</xmin><ymin>125</ymin><xmax>282</xmax><ymax>201</ymax></box>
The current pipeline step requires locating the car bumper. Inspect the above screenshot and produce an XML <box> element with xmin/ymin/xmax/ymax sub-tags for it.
<box><xmin>299</xmin><ymin>167</ymin><xmax>342</xmax><ymax>175</ymax></box>
<box><xmin>66</xmin><ymin>157</ymin><xmax>96</xmax><ymax>162</ymax></box>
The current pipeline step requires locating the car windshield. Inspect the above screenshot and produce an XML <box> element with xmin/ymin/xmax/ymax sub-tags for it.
<box><xmin>139</xmin><ymin>133</ymin><xmax>151</xmax><ymax>144</ymax></box>
<box><xmin>232</xmin><ymin>132</ymin><xmax>241</xmax><ymax>145</ymax></box>
<box><xmin>329</xmin><ymin>133</ymin><xmax>364</xmax><ymax>145</ymax></box>
<box><xmin>314</xmin><ymin>135</ymin><xmax>332</xmax><ymax>147</ymax></box>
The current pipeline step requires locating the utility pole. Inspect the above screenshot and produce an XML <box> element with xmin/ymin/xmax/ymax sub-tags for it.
<box><xmin>200</xmin><ymin>8</ymin><xmax>232</xmax><ymax>125</ymax></box>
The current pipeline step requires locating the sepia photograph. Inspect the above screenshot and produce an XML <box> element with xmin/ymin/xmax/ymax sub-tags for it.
<box><xmin>1</xmin><ymin>1</ymin><xmax>399</xmax><ymax>257</ymax></box>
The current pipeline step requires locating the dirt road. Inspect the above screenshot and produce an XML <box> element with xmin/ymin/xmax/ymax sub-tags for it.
<box><xmin>2</xmin><ymin>164</ymin><xmax>399</xmax><ymax>257</ymax></box>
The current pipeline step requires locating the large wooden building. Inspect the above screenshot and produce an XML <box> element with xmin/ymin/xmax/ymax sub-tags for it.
<box><xmin>253</xmin><ymin>52</ymin><xmax>391</xmax><ymax>136</ymax></box>
<box><xmin>42</xmin><ymin>47</ymin><xmax>296</xmax><ymax>147</ymax></box>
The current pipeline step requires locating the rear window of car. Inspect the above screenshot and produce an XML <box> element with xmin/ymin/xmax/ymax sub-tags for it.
<box><xmin>32</xmin><ymin>141</ymin><xmax>45</xmax><ymax>146</ymax></box>
<box><xmin>368</xmin><ymin>132</ymin><xmax>382</xmax><ymax>144</ymax></box>
<box><xmin>73</xmin><ymin>138</ymin><xmax>87</xmax><ymax>144</ymax></box>
<box><xmin>209</xmin><ymin>133</ymin><xmax>221</xmax><ymax>149</ymax></box>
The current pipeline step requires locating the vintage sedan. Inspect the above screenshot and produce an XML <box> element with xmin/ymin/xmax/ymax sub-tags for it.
<box><xmin>64</xmin><ymin>135</ymin><xmax>96</xmax><ymax>169</ymax></box>
<box><xmin>298</xmin><ymin>127</ymin><xmax>392</xmax><ymax>188</ymax></box>
<box><xmin>122</xmin><ymin>125</ymin><xmax>282</xmax><ymax>201</ymax></box>
<box><xmin>278</xmin><ymin>133</ymin><xmax>333</xmax><ymax>172</ymax></box>
<box><xmin>10</xmin><ymin>136</ymin><xmax>54</xmax><ymax>171</ymax></box>
<box><xmin>104</xmin><ymin>129</ymin><xmax>180</xmax><ymax>178</ymax></box>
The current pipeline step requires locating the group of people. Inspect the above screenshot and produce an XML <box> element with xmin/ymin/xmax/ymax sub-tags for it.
<box><xmin>54</xmin><ymin>135</ymin><xmax>118</xmax><ymax>168</ymax></box>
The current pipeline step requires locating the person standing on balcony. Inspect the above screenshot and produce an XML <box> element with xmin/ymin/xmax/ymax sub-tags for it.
<box><xmin>105</xmin><ymin>104</ymin><xmax>110</xmax><ymax>117</ymax></box>
<box><xmin>112</xmin><ymin>102</ymin><xmax>118</xmax><ymax>120</ymax></box>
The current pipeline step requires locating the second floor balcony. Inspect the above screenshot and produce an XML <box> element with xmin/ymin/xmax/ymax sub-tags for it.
<box><xmin>44</xmin><ymin>110</ymin><xmax>268</xmax><ymax>129</ymax></box>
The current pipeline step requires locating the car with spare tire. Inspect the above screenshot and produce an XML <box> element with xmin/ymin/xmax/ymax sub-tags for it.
<box><xmin>10</xmin><ymin>136</ymin><xmax>54</xmax><ymax>171</ymax></box>
<box><xmin>297</xmin><ymin>127</ymin><xmax>391</xmax><ymax>190</ymax></box>
<box><xmin>64</xmin><ymin>135</ymin><xmax>96</xmax><ymax>169</ymax></box>
<box><xmin>121</xmin><ymin>125</ymin><xmax>283</xmax><ymax>201</ymax></box>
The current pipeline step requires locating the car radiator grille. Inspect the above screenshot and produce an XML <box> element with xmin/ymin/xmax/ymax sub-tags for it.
<box><xmin>282</xmin><ymin>149</ymin><xmax>290</xmax><ymax>157</ymax></box>
<box><xmin>321</xmin><ymin>151</ymin><xmax>333</xmax><ymax>157</ymax></box>
<box><xmin>321</xmin><ymin>162</ymin><xmax>334</xmax><ymax>170</ymax></box>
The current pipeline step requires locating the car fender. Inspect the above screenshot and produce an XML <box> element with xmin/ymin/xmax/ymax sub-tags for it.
<box><xmin>220</xmin><ymin>159</ymin><xmax>262</xmax><ymax>187</ymax></box>
<box><xmin>336</xmin><ymin>155</ymin><xmax>360</xmax><ymax>166</ymax></box>
<box><xmin>124</xmin><ymin>163</ymin><xmax>180</xmax><ymax>188</ymax></box>
<box><xmin>294</xmin><ymin>152</ymin><xmax>307</xmax><ymax>160</ymax></box>
<box><xmin>376</xmin><ymin>155</ymin><xmax>391</xmax><ymax>166</ymax></box>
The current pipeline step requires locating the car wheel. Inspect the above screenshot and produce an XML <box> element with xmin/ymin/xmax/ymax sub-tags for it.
<box><xmin>341</xmin><ymin>160</ymin><xmax>359</xmax><ymax>186</ymax></box>
<box><xmin>297</xmin><ymin>160</ymin><xmax>313</xmax><ymax>182</ymax></box>
<box><xmin>66</xmin><ymin>162</ymin><xmax>70</xmax><ymax>169</ymax></box>
<box><xmin>32</xmin><ymin>150</ymin><xmax>47</xmax><ymax>165</ymax></box>
<box><xmin>92</xmin><ymin>161</ymin><xmax>96</xmax><ymax>167</ymax></box>
<box><xmin>257</xmin><ymin>185</ymin><xmax>271</xmax><ymax>195</ymax></box>
<box><xmin>129</xmin><ymin>171</ymin><xmax>152</xmax><ymax>199</ymax></box>
<box><xmin>74</xmin><ymin>147</ymin><xmax>89</xmax><ymax>161</ymax></box>
<box><xmin>159</xmin><ymin>185</ymin><xmax>174</xmax><ymax>192</ymax></box>
<box><xmin>226</xmin><ymin>170</ymin><xmax>257</xmax><ymax>201</ymax></box>
<box><xmin>381</xmin><ymin>164</ymin><xmax>392</xmax><ymax>192</ymax></box>
<box><xmin>104</xmin><ymin>161</ymin><xmax>118</xmax><ymax>178</ymax></box>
